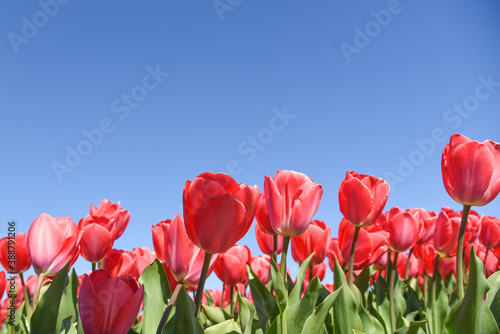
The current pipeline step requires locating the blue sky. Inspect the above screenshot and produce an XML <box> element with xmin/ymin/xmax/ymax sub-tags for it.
<box><xmin>1</xmin><ymin>0</ymin><xmax>500</xmax><ymax>289</ymax></box>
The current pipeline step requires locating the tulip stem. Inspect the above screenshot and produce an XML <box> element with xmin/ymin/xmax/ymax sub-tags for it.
<box><xmin>194</xmin><ymin>252</ymin><xmax>213</xmax><ymax>318</ymax></box>
<box><xmin>483</xmin><ymin>248</ymin><xmax>490</xmax><ymax>276</ymax></box>
<box><xmin>221</xmin><ymin>283</ymin><xmax>225</xmax><ymax>307</ymax></box>
<box><xmin>32</xmin><ymin>273</ymin><xmax>46</xmax><ymax>311</ymax></box>
<box><xmin>456</xmin><ymin>205</ymin><xmax>471</xmax><ymax>300</ymax></box>
<box><xmin>431</xmin><ymin>256</ymin><xmax>441</xmax><ymax>334</ymax></box>
<box><xmin>348</xmin><ymin>226</ymin><xmax>361</xmax><ymax>289</ymax></box>
<box><xmin>19</xmin><ymin>273</ymin><xmax>32</xmax><ymax>319</ymax></box>
<box><xmin>423</xmin><ymin>274</ymin><xmax>429</xmax><ymax>308</ymax></box>
<box><xmin>404</xmin><ymin>248</ymin><xmax>413</xmax><ymax>281</ymax></box>
<box><xmin>272</xmin><ymin>235</ymin><xmax>278</xmax><ymax>265</ymax></box>
<box><xmin>91</xmin><ymin>262</ymin><xmax>96</xmax><ymax>272</ymax></box>
<box><xmin>389</xmin><ymin>251</ymin><xmax>399</xmax><ymax>333</ymax></box>
<box><xmin>279</xmin><ymin>237</ymin><xmax>291</xmax><ymax>287</ymax></box>
<box><xmin>229</xmin><ymin>285</ymin><xmax>234</xmax><ymax>316</ymax></box>
<box><xmin>156</xmin><ymin>283</ymin><xmax>182</xmax><ymax>334</ymax></box>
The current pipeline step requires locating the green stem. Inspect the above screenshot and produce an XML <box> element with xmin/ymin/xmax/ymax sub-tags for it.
<box><xmin>156</xmin><ymin>283</ymin><xmax>182</xmax><ymax>334</ymax></box>
<box><xmin>32</xmin><ymin>273</ymin><xmax>46</xmax><ymax>311</ymax></box>
<box><xmin>456</xmin><ymin>205</ymin><xmax>471</xmax><ymax>299</ymax></box>
<box><xmin>194</xmin><ymin>252</ymin><xmax>213</xmax><ymax>318</ymax></box>
<box><xmin>272</xmin><ymin>235</ymin><xmax>278</xmax><ymax>265</ymax></box>
<box><xmin>309</xmin><ymin>264</ymin><xmax>313</xmax><ymax>282</ymax></box>
<box><xmin>92</xmin><ymin>262</ymin><xmax>96</xmax><ymax>272</ymax></box>
<box><xmin>389</xmin><ymin>251</ymin><xmax>399</xmax><ymax>333</ymax></box>
<box><xmin>229</xmin><ymin>285</ymin><xmax>234</xmax><ymax>316</ymax></box>
<box><xmin>279</xmin><ymin>237</ymin><xmax>291</xmax><ymax>287</ymax></box>
<box><xmin>423</xmin><ymin>274</ymin><xmax>429</xmax><ymax>309</ymax></box>
<box><xmin>221</xmin><ymin>283</ymin><xmax>225</xmax><ymax>308</ymax></box>
<box><xmin>19</xmin><ymin>272</ymin><xmax>32</xmax><ymax>319</ymax></box>
<box><xmin>483</xmin><ymin>248</ymin><xmax>490</xmax><ymax>276</ymax></box>
<box><xmin>404</xmin><ymin>248</ymin><xmax>413</xmax><ymax>281</ymax></box>
<box><xmin>348</xmin><ymin>226</ymin><xmax>361</xmax><ymax>289</ymax></box>
<box><xmin>431</xmin><ymin>256</ymin><xmax>441</xmax><ymax>334</ymax></box>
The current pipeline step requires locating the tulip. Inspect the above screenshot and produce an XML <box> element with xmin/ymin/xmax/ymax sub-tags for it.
<box><xmin>151</xmin><ymin>219</ymin><xmax>172</xmax><ymax>263</ymax></box>
<box><xmin>88</xmin><ymin>199</ymin><xmax>130</xmax><ymax>239</ymax></box>
<box><xmin>214</xmin><ymin>245</ymin><xmax>251</xmax><ymax>286</ymax></box>
<box><xmin>250</xmin><ymin>255</ymin><xmax>271</xmax><ymax>284</ymax></box>
<box><xmin>338</xmin><ymin>171</ymin><xmax>390</xmax><ymax>227</ymax></box>
<box><xmin>78</xmin><ymin>218</ymin><xmax>117</xmax><ymax>266</ymax></box>
<box><xmin>128</xmin><ymin>247</ymin><xmax>156</xmax><ymax>279</ymax></box>
<box><xmin>167</xmin><ymin>215</ymin><xmax>218</xmax><ymax>287</ymax></box>
<box><xmin>327</xmin><ymin>238</ymin><xmax>344</xmax><ymax>272</ymax></box>
<box><xmin>0</xmin><ymin>272</ymin><xmax>5</xmax><ymax>301</ymax></box>
<box><xmin>255</xmin><ymin>223</ymin><xmax>283</xmax><ymax>256</ymax></box>
<box><xmin>413</xmin><ymin>243</ymin><xmax>438</xmax><ymax>277</ymax></box>
<box><xmin>407</xmin><ymin>209</ymin><xmax>437</xmax><ymax>245</ymax></box>
<box><xmin>101</xmin><ymin>249</ymin><xmax>135</xmax><ymax>277</ymax></box>
<box><xmin>479</xmin><ymin>216</ymin><xmax>500</xmax><ymax>270</ymax></box>
<box><xmin>396</xmin><ymin>253</ymin><xmax>419</xmax><ymax>279</ymax></box>
<box><xmin>433</xmin><ymin>207</ymin><xmax>462</xmax><ymax>257</ymax></box>
<box><xmin>380</xmin><ymin>207</ymin><xmax>423</xmax><ymax>253</ymax></box>
<box><xmin>0</xmin><ymin>232</ymin><xmax>31</xmax><ymax>274</ymax></box>
<box><xmin>78</xmin><ymin>270</ymin><xmax>144</xmax><ymax>334</ymax></box>
<box><xmin>291</xmin><ymin>220</ymin><xmax>331</xmax><ymax>267</ymax></box>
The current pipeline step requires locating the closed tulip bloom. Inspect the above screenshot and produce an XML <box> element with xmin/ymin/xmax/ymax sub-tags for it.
<box><xmin>464</xmin><ymin>209</ymin><xmax>482</xmax><ymax>244</ymax></box>
<box><xmin>339</xmin><ymin>171</ymin><xmax>390</xmax><ymax>227</ymax></box>
<box><xmin>413</xmin><ymin>243</ymin><xmax>438</xmax><ymax>277</ymax></box>
<box><xmin>381</xmin><ymin>207</ymin><xmax>423</xmax><ymax>253</ymax></box>
<box><xmin>78</xmin><ymin>270</ymin><xmax>144</xmax><ymax>334</ymax></box>
<box><xmin>128</xmin><ymin>247</ymin><xmax>156</xmax><ymax>279</ymax></box>
<box><xmin>151</xmin><ymin>219</ymin><xmax>173</xmax><ymax>263</ymax></box>
<box><xmin>183</xmin><ymin>172</ymin><xmax>259</xmax><ymax>254</ymax></box>
<box><xmin>0</xmin><ymin>232</ymin><xmax>31</xmax><ymax>274</ymax></box>
<box><xmin>327</xmin><ymin>238</ymin><xmax>344</xmax><ymax>271</ymax></box>
<box><xmin>78</xmin><ymin>218</ymin><xmax>117</xmax><ymax>264</ymax></box>
<box><xmin>88</xmin><ymin>199</ymin><xmax>130</xmax><ymax>239</ymax></box>
<box><xmin>167</xmin><ymin>215</ymin><xmax>218</xmax><ymax>287</ymax></box>
<box><xmin>214</xmin><ymin>245</ymin><xmax>251</xmax><ymax>286</ymax></box>
<box><xmin>433</xmin><ymin>208</ymin><xmax>461</xmax><ymax>257</ymax></box>
<box><xmin>27</xmin><ymin>213</ymin><xmax>80</xmax><ymax>276</ymax></box>
<box><xmin>264</xmin><ymin>170</ymin><xmax>323</xmax><ymax>237</ymax></box>
<box><xmin>250</xmin><ymin>255</ymin><xmax>271</xmax><ymax>284</ymax></box>
<box><xmin>338</xmin><ymin>218</ymin><xmax>389</xmax><ymax>271</ymax></box>
<box><xmin>255</xmin><ymin>191</ymin><xmax>275</xmax><ymax>235</ymax></box>
<box><xmin>396</xmin><ymin>253</ymin><xmax>419</xmax><ymax>278</ymax></box>
<box><xmin>408</xmin><ymin>209</ymin><xmax>437</xmax><ymax>245</ymax></box>
<box><xmin>101</xmin><ymin>249</ymin><xmax>135</xmax><ymax>277</ymax></box>
<box><xmin>0</xmin><ymin>272</ymin><xmax>5</xmax><ymax>301</ymax></box>
<box><xmin>291</xmin><ymin>220</ymin><xmax>331</xmax><ymax>266</ymax></box>
<box><xmin>255</xmin><ymin>224</ymin><xmax>283</xmax><ymax>255</ymax></box>
<box><xmin>479</xmin><ymin>215</ymin><xmax>500</xmax><ymax>249</ymax></box>
<box><xmin>441</xmin><ymin>134</ymin><xmax>500</xmax><ymax>206</ymax></box>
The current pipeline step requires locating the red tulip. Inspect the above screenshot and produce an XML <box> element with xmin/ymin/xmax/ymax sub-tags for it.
<box><xmin>128</xmin><ymin>247</ymin><xmax>156</xmax><ymax>279</ymax></box>
<box><xmin>203</xmin><ymin>289</ymin><xmax>229</xmax><ymax>308</ymax></box>
<box><xmin>88</xmin><ymin>199</ymin><xmax>130</xmax><ymax>239</ymax></box>
<box><xmin>438</xmin><ymin>257</ymin><xmax>456</xmax><ymax>278</ymax></box>
<box><xmin>214</xmin><ymin>245</ymin><xmax>251</xmax><ymax>286</ymax></box>
<box><xmin>338</xmin><ymin>218</ymin><xmax>388</xmax><ymax>270</ymax></box>
<box><xmin>338</xmin><ymin>171</ymin><xmax>390</xmax><ymax>227</ymax></box>
<box><xmin>183</xmin><ymin>172</ymin><xmax>258</xmax><ymax>254</ymax></box>
<box><xmin>0</xmin><ymin>272</ymin><xmax>5</xmax><ymax>301</ymax></box>
<box><xmin>250</xmin><ymin>255</ymin><xmax>271</xmax><ymax>284</ymax></box>
<box><xmin>255</xmin><ymin>223</ymin><xmax>283</xmax><ymax>256</ymax></box>
<box><xmin>327</xmin><ymin>238</ymin><xmax>344</xmax><ymax>271</ymax></box>
<box><xmin>0</xmin><ymin>232</ymin><xmax>31</xmax><ymax>274</ymax></box>
<box><xmin>167</xmin><ymin>215</ymin><xmax>218</xmax><ymax>287</ymax></box>
<box><xmin>291</xmin><ymin>220</ymin><xmax>331</xmax><ymax>266</ymax></box>
<box><xmin>264</xmin><ymin>170</ymin><xmax>323</xmax><ymax>237</ymax></box>
<box><xmin>78</xmin><ymin>270</ymin><xmax>144</xmax><ymax>334</ymax></box>
<box><xmin>441</xmin><ymin>133</ymin><xmax>500</xmax><ymax>206</ymax></box>
<box><xmin>151</xmin><ymin>219</ymin><xmax>173</xmax><ymax>263</ymax></box>
<box><xmin>413</xmin><ymin>243</ymin><xmax>438</xmax><ymax>277</ymax></box>
<box><xmin>407</xmin><ymin>209</ymin><xmax>437</xmax><ymax>245</ymax></box>
<box><xmin>101</xmin><ymin>249</ymin><xmax>135</xmax><ymax>277</ymax></box>
<box><xmin>433</xmin><ymin>207</ymin><xmax>461</xmax><ymax>257</ymax></box>
<box><xmin>380</xmin><ymin>207</ymin><xmax>422</xmax><ymax>253</ymax></box>
<box><xmin>78</xmin><ymin>218</ymin><xmax>117</xmax><ymax>264</ymax></box>
<box><xmin>255</xmin><ymin>191</ymin><xmax>275</xmax><ymax>235</ymax></box>
<box><xmin>27</xmin><ymin>213</ymin><xmax>80</xmax><ymax>276</ymax></box>
<box><xmin>324</xmin><ymin>282</ymin><xmax>334</xmax><ymax>293</ymax></box>
<box><xmin>396</xmin><ymin>253</ymin><xmax>419</xmax><ymax>278</ymax></box>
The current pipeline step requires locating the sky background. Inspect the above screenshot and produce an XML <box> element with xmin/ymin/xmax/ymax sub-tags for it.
<box><xmin>1</xmin><ymin>0</ymin><xmax>500</xmax><ymax>289</ymax></box>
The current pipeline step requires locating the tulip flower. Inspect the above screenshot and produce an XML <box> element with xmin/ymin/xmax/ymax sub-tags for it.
<box><xmin>396</xmin><ymin>252</ymin><xmax>419</xmax><ymax>279</ymax></box>
<box><xmin>433</xmin><ymin>207</ymin><xmax>462</xmax><ymax>257</ymax></box>
<box><xmin>78</xmin><ymin>270</ymin><xmax>144</xmax><ymax>334</ymax></box>
<box><xmin>414</xmin><ymin>243</ymin><xmax>438</xmax><ymax>277</ymax></box>
<box><xmin>167</xmin><ymin>215</ymin><xmax>218</xmax><ymax>287</ymax></box>
<box><xmin>408</xmin><ymin>209</ymin><xmax>437</xmax><ymax>245</ymax></box>
<box><xmin>327</xmin><ymin>238</ymin><xmax>344</xmax><ymax>271</ymax></box>
<box><xmin>479</xmin><ymin>216</ymin><xmax>500</xmax><ymax>272</ymax></box>
<box><xmin>101</xmin><ymin>249</ymin><xmax>135</xmax><ymax>277</ymax></box>
<box><xmin>214</xmin><ymin>245</ymin><xmax>251</xmax><ymax>286</ymax></box>
<box><xmin>0</xmin><ymin>232</ymin><xmax>31</xmax><ymax>274</ymax></box>
<box><xmin>87</xmin><ymin>199</ymin><xmax>130</xmax><ymax>239</ymax></box>
<box><xmin>381</xmin><ymin>207</ymin><xmax>423</xmax><ymax>253</ymax></box>
<box><xmin>151</xmin><ymin>219</ymin><xmax>173</xmax><ymax>263</ymax></box>
<box><xmin>0</xmin><ymin>272</ymin><xmax>5</xmax><ymax>302</ymax></box>
<box><xmin>441</xmin><ymin>133</ymin><xmax>500</xmax><ymax>298</ymax></box>
<box><xmin>78</xmin><ymin>218</ymin><xmax>117</xmax><ymax>266</ymax></box>
<box><xmin>291</xmin><ymin>220</ymin><xmax>331</xmax><ymax>266</ymax></box>
<box><xmin>128</xmin><ymin>247</ymin><xmax>156</xmax><ymax>279</ymax></box>
<box><xmin>250</xmin><ymin>255</ymin><xmax>271</xmax><ymax>284</ymax></box>
<box><xmin>255</xmin><ymin>223</ymin><xmax>283</xmax><ymax>256</ymax></box>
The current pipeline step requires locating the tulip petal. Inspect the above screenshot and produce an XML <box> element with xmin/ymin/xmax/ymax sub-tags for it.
<box><xmin>339</xmin><ymin>178</ymin><xmax>373</xmax><ymax>226</ymax></box>
<box><xmin>80</xmin><ymin>224</ymin><xmax>115</xmax><ymax>263</ymax></box>
<box><xmin>290</xmin><ymin>183</ymin><xmax>323</xmax><ymax>236</ymax></box>
<box><xmin>112</xmin><ymin>285</ymin><xmax>145</xmax><ymax>334</ymax></box>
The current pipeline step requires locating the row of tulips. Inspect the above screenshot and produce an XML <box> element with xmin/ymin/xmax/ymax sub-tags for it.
<box><xmin>0</xmin><ymin>132</ymin><xmax>499</xmax><ymax>333</ymax></box>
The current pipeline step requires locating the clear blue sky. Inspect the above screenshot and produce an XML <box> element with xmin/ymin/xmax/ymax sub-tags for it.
<box><xmin>1</xmin><ymin>0</ymin><xmax>500</xmax><ymax>289</ymax></box>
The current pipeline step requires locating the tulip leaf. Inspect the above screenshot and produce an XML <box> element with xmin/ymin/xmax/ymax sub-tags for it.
<box><xmin>425</xmin><ymin>270</ymin><xmax>448</xmax><ymax>334</ymax></box>
<box><xmin>288</xmin><ymin>254</ymin><xmax>314</xmax><ymax>306</ymax></box>
<box><xmin>332</xmin><ymin>257</ymin><xmax>363</xmax><ymax>334</ymax></box>
<box><xmin>59</xmin><ymin>315</ymin><xmax>77</xmax><ymax>334</ymax></box>
<box><xmin>202</xmin><ymin>305</ymin><xmax>233</xmax><ymax>324</ymax></box>
<box><xmin>56</xmin><ymin>268</ymin><xmax>79</xmax><ymax>334</ymax></box>
<box><xmin>270</xmin><ymin>259</ymin><xmax>287</xmax><ymax>314</ymax></box>
<box><xmin>138</xmin><ymin>259</ymin><xmax>172</xmax><ymax>334</ymax></box>
<box><xmin>486</xmin><ymin>271</ymin><xmax>500</xmax><ymax>329</ymax></box>
<box><xmin>205</xmin><ymin>290</ymin><xmax>216</xmax><ymax>307</ymax></box>
<box><xmin>238</xmin><ymin>291</ymin><xmax>256</xmax><ymax>334</ymax></box>
<box><xmin>247</xmin><ymin>264</ymin><xmax>280</xmax><ymax>331</ymax></box>
<box><xmin>352</xmin><ymin>284</ymin><xmax>384</xmax><ymax>334</ymax></box>
<box><xmin>172</xmin><ymin>286</ymin><xmax>205</xmax><ymax>334</ymax></box>
<box><xmin>204</xmin><ymin>319</ymin><xmax>242</xmax><ymax>334</ymax></box>
<box><xmin>373</xmin><ymin>272</ymin><xmax>392</xmax><ymax>334</ymax></box>
<box><xmin>445</xmin><ymin>246</ymin><xmax>500</xmax><ymax>334</ymax></box>
<box><xmin>286</xmin><ymin>276</ymin><xmax>322</xmax><ymax>334</ymax></box>
<box><xmin>31</xmin><ymin>261</ymin><xmax>70</xmax><ymax>334</ymax></box>
<box><xmin>393</xmin><ymin>319</ymin><xmax>427</xmax><ymax>334</ymax></box>
<box><xmin>300</xmin><ymin>287</ymin><xmax>342</xmax><ymax>334</ymax></box>
<box><xmin>354</xmin><ymin>266</ymin><xmax>373</xmax><ymax>298</ymax></box>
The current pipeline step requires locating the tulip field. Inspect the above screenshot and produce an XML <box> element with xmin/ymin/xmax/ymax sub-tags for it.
<box><xmin>1</xmin><ymin>132</ymin><xmax>500</xmax><ymax>334</ymax></box>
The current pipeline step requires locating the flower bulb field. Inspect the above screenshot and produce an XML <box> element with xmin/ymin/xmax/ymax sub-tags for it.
<box><xmin>0</xmin><ymin>133</ymin><xmax>499</xmax><ymax>333</ymax></box>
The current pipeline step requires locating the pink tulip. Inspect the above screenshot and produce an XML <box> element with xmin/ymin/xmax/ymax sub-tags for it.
<box><xmin>291</xmin><ymin>220</ymin><xmax>331</xmax><ymax>266</ymax></box>
<box><xmin>151</xmin><ymin>219</ymin><xmax>173</xmax><ymax>263</ymax></box>
<box><xmin>0</xmin><ymin>232</ymin><xmax>31</xmax><ymax>274</ymax></box>
<box><xmin>380</xmin><ymin>207</ymin><xmax>422</xmax><ymax>253</ymax></box>
<box><xmin>88</xmin><ymin>199</ymin><xmax>130</xmax><ymax>239</ymax></box>
<box><xmin>78</xmin><ymin>218</ymin><xmax>117</xmax><ymax>263</ymax></box>
<box><xmin>479</xmin><ymin>215</ymin><xmax>500</xmax><ymax>249</ymax></box>
<box><xmin>255</xmin><ymin>223</ymin><xmax>283</xmax><ymax>256</ymax></box>
<box><xmin>214</xmin><ymin>245</ymin><xmax>251</xmax><ymax>286</ymax></box>
<box><xmin>250</xmin><ymin>255</ymin><xmax>271</xmax><ymax>284</ymax></box>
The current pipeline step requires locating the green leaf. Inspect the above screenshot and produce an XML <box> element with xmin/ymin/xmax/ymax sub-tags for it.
<box><xmin>286</xmin><ymin>276</ymin><xmax>323</xmax><ymax>334</ymax></box>
<box><xmin>270</xmin><ymin>259</ymin><xmax>287</xmax><ymax>314</ymax></box>
<box><xmin>394</xmin><ymin>319</ymin><xmax>428</xmax><ymax>334</ymax></box>
<box><xmin>56</xmin><ymin>269</ymin><xmax>79</xmax><ymax>334</ymax></box>
<box><xmin>288</xmin><ymin>254</ymin><xmax>314</xmax><ymax>306</ymax></box>
<box><xmin>332</xmin><ymin>257</ymin><xmax>363</xmax><ymax>334</ymax></box>
<box><xmin>205</xmin><ymin>290</ymin><xmax>215</xmax><ymax>307</ymax></box>
<box><xmin>138</xmin><ymin>259</ymin><xmax>172</xmax><ymax>334</ymax></box>
<box><xmin>352</xmin><ymin>285</ymin><xmax>384</xmax><ymax>334</ymax></box>
<box><xmin>59</xmin><ymin>315</ymin><xmax>77</xmax><ymax>334</ymax></box>
<box><xmin>425</xmin><ymin>270</ymin><xmax>448</xmax><ymax>334</ymax></box>
<box><xmin>486</xmin><ymin>271</ymin><xmax>500</xmax><ymax>329</ymax></box>
<box><xmin>202</xmin><ymin>305</ymin><xmax>233</xmax><ymax>324</ymax></box>
<box><xmin>30</xmin><ymin>262</ymin><xmax>70</xmax><ymax>334</ymax></box>
<box><xmin>247</xmin><ymin>264</ymin><xmax>280</xmax><ymax>331</ymax></box>
<box><xmin>205</xmin><ymin>319</ymin><xmax>242</xmax><ymax>334</ymax></box>
<box><xmin>373</xmin><ymin>272</ymin><xmax>391</xmax><ymax>334</ymax></box>
<box><xmin>300</xmin><ymin>287</ymin><xmax>343</xmax><ymax>334</ymax></box>
<box><xmin>445</xmin><ymin>246</ymin><xmax>500</xmax><ymax>334</ymax></box>
<box><xmin>354</xmin><ymin>266</ymin><xmax>373</xmax><ymax>298</ymax></box>
<box><xmin>172</xmin><ymin>286</ymin><xmax>205</xmax><ymax>334</ymax></box>
<box><xmin>238</xmin><ymin>291</ymin><xmax>256</xmax><ymax>334</ymax></box>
